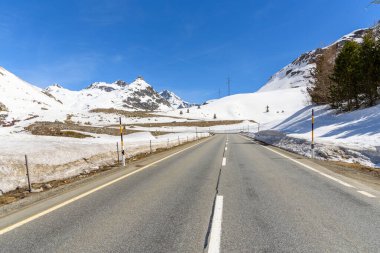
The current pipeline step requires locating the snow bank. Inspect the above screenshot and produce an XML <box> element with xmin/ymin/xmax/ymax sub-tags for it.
<box><xmin>247</xmin><ymin>103</ymin><xmax>380</xmax><ymax>168</ymax></box>
<box><xmin>0</xmin><ymin>132</ymin><xmax>209</xmax><ymax>193</ymax></box>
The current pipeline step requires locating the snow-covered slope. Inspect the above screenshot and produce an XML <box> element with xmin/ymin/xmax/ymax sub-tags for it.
<box><xmin>46</xmin><ymin>77</ymin><xmax>172</xmax><ymax>112</ymax></box>
<box><xmin>159</xmin><ymin>90</ymin><xmax>193</xmax><ymax>109</ymax></box>
<box><xmin>259</xmin><ymin>24</ymin><xmax>380</xmax><ymax>93</ymax></box>
<box><xmin>164</xmin><ymin>87</ymin><xmax>308</xmax><ymax>124</ymax></box>
<box><xmin>0</xmin><ymin>66</ymin><xmax>64</xmax><ymax>123</ymax></box>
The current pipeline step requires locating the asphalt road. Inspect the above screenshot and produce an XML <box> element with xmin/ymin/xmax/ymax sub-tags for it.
<box><xmin>0</xmin><ymin>134</ymin><xmax>379</xmax><ymax>253</ymax></box>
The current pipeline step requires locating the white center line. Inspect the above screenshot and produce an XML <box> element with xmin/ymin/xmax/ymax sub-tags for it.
<box><xmin>222</xmin><ymin>157</ymin><xmax>227</xmax><ymax>166</ymax></box>
<box><xmin>225</xmin><ymin>147</ymin><xmax>228</xmax><ymax>151</ymax></box>
<box><xmin>357</xmin><ymin>191</ymin><xmax>376</xmax><ymax>198</ymax></box>
<box><xmin>208</xmin><ymin>195</ymin><xmax>223</xmax><ymax>253</ymax></box>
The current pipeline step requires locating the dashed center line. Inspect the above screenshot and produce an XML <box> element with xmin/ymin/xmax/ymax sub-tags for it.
<box><xmin>222</xmin><ymin>157</ymin><xmax>226</xmax><ymax>166</ymax></box>
<box><xmin>208</xmin><ymin>195</ymin><xmax>223</xmax><ymax>253</ymax></box>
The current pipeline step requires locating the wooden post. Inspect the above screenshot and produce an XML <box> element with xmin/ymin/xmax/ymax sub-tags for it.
<box><xmin>25</xmin><ymin>155</ymin><xmax>32</xmax><ymax>193</ymax></box>
<box><xmin>119</xmin><ymin>117</ymin><xmax>125</xmax><ymax>166</ymax></box>
<box><xmin>116</xmin><ymin>142</ymin><xmax>120</xmax><ymax>165</ymax></box>
<box><xmin>311</xmin><ymin>109</ymin><xmax>315</xmax><ymax>159</ymax></box>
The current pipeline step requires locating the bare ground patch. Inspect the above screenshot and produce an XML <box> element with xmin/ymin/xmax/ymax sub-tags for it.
<box><xmin>130</xmin><ymin>120</ymin><xmax>244</xmax><ymax>128</ymax></box>
<box><xmin>90</xmin><ymin>108</ymin><xmax>195</xmax><ymax>120</ymax></box>
<box><xmin>25</xmin><ymin>121</ymin><xmax>139</xmax><ymax>137</ymax></box>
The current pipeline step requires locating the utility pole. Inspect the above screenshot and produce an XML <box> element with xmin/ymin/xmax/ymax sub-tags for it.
<box><xmin>119</xmin><ymin>117</ymin><xmax>125</xmax><ymax>166</ymax></box>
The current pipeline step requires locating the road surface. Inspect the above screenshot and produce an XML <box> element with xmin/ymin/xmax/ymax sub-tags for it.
<box><xmin>0</xmin><ymin>134</ymin><xmax>379</xmax><ymax>252</ymax></box>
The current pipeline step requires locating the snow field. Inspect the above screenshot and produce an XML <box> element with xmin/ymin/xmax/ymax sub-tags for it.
<box><xmin>0</xmin><ymin>131</ymin><xmax>209</xmax><ymax>193</ymax></box>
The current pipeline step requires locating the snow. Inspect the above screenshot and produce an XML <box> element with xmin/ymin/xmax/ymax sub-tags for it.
<box><xmin>0</xmin><ymin>130</ymin><xmax>210</xmax><ymax>193</ymax></box>
<box><xmin>246</xmin><ymin>104</ymin><xmax>380</xmax><ymax>168</ymax></box>
<box><xmin>163</xmin><ymin>87</ymin><xmax>309</xmax><ymax>124</ymax></box>
<box><xmin>258</xmin><ymin>62</ymin><xmax>315</xmax><ymax>92</ymax></box>
<box><xmin>45</xmin><ymin>77</ymin><xmax>172</xmax><ymax>112</ymax></box>
<box><xmin>0</xmin><ymin>66</ymin><xmax>65</xmax><ymax>122</ymax></box>
<box><xmin>159</xmin><ymin>90</ymin><xmax>192</xmax><ymax>109</ymax></box>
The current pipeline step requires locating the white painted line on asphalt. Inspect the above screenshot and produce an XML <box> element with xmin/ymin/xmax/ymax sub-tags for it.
<box><xmin>0</xmin><ymin>138</ymin><xmax>210</xmax><ymax>235</ymax></box>
<box><xmin>225</xmin><ymin>147</ymin><xmax>227</xmax><ymax>151</ymax></box>
<box><xmin>262</xmin><ymin>145</ymin><xmax>355</xmax><ymax>188</ymax></box>
<box><xmin>241</xmin><ymin>135</ymin><xmax>379</xmax><ymax>198</ymax></box>
<box><xmin>357</xmin><ymin>191</ymin><xmax>376</xmax><ymax>198</ymax></box>
<box><xmin>222</xmin><ymin>157</ymin><xmax>226</xmax><ymax>166</ymax></box>
<box><xmin>208</xmin><ymin>195</ymin><xmax>223</xmax><ymax>253</ymax></box>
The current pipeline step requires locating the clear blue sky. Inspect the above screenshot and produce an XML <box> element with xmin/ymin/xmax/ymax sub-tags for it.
<box><xmin>0</xmin><ymin>0</ymin><xmax>379</xmax><ymax>103</ymax></box>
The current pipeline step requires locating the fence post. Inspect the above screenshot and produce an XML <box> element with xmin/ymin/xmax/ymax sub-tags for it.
<box><xmin>25</xmin><ymin>155</ymin><xmax>32</xmax><ymax>193</ymax></box>
<box><xmin>150</xmin><ymin>140</ymin><xmax>152</xmax><ymax>153</ymax></box>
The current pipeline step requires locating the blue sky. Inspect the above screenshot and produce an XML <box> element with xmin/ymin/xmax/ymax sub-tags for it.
<box><xmin>0</xmin><ymin>0</ymin><xmax>379</xmax><ymax>103</ymax></box>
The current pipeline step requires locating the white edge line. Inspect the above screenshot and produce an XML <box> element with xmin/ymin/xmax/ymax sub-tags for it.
<box><xmin>240</xmin><ymin>135</ymin><xmax>355</xmax><ymax>189</ymax></box>
<box><xmin>0</xmin><ymin>138</ymin><xmax>210</xmax><ymax>235</ymax></box>
<box><xmin>222</xmin><ymin>157</ymin><xmax>226</xmax><ymax>166</ymax></box>
<box><xmin>357</xmin><ymin>191</ymin><xmax>376</xmax><ymax>198</ymax></box>
<box><xmin>263</xmin><ymin>145</ymin><xmax>355</xmax><ymax>188</ymax></box>
<box><xmin>208</xmin><ymin>195</ymin><xmax>223</xmax><ymax>253</ymax></box>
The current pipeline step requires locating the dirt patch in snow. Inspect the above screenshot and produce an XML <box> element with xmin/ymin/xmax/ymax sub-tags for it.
<box><xmin>131</xmin><ymin>120</ymin><xmax>243</xmax><ymax>128</ymax></box>
<box><xmin>91</xmin><ymin>108</ymin><xmax>195</xmax><ymax>120</ymax></box>
<box><xmin>25</xmin><ymin>121</ymin><xmax>139</xmax><ymax>137</ymax></box>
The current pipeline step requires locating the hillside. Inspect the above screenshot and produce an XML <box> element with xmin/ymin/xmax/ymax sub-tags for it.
<box><xmin>259</xmin><ymin>23</ymin><xmax>380</xmax><ymax>93</ymax></box>
<box><xmin>0</xmin><ymin>67</ymin><xmax>65</xmax><ymax>125</ymax></box>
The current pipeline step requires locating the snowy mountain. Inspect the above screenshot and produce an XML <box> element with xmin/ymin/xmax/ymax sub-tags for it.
<box><xmin>0</xmin><ymin>66</ymin><xmax>64</xmax><ymax>125</ymax></box>
<box><xmin>259</xmin><ymin>23</ymin><xmax>380</xmax><ymax>92</ymax></box>
<box><xmin>159</xmin><ymin>90</ymin><xmax>194</xmax><ymax>109</ymax></box>
<box><xmin>46</xmin><ymin>77</ymin><xmax>172</xmax><ymax>111</ymax></box>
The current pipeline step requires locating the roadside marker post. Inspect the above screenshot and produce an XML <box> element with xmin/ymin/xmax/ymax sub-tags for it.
<box><xmin>116</xmin><ymin>142</ymin><xmax>120</xmax><ymax>165</ymax></box>
<box><xmin>119</xmin><ymin>117</ymin><xmax>126</xmax><ymax>166</ymax></box>
<box><xmin>311</xmin><ymin>109</ymin><xmax>315</xmax><ymax>159</ymax></box>
<box><xmin>150</xmin><ymin>140</ymin><xmax>152</xmax><ymax>154</ymax></box>
<box><xmin>25</xmin><ymin>155</ymin><xmax>32</xmax><ymax>193</ymax></box>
